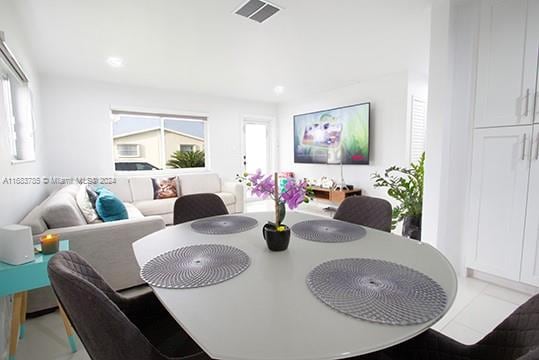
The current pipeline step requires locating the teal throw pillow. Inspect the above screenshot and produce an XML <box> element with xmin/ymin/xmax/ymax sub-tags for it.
<box><xmin>94</xmin><ymin>187</ymin><xmax>128</xmax><ymax>222</ymax></box>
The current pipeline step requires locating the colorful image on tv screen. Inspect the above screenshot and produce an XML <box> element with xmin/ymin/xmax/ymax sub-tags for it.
<box><xmin>294</xmin><ymin>103</ymin><xmax>370</xmax><ymax>164</ymax></box>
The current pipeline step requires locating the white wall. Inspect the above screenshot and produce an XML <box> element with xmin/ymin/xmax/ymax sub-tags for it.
<box><xmin>39</xmin><ymin>76</ymin><xmax>278</xmax><ymax>181</ymax></box>
<box><xmin>422</xmin><ymin>0</ymin><xmax>480</xmax><ymax>272</ymax></box>
<box><xmin>423</xmin><ymin>0</ymin><xmax>453</xmax><ymax>251</ymax></box>
<box><xmin>0</xmin><ymin>0</ymin><xmax>47</xmax><ymax>357</ymax></box>
<box><xmin>277</xmin><ymin>72</ymin><xmax>425</xmax><ymax>207</ymax></box>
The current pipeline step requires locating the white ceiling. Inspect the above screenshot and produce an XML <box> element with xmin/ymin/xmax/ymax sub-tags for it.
<box><xmin>13</xmin><ymin>0</ymin><xmax>431</xmax><ymax>103</ymax></box>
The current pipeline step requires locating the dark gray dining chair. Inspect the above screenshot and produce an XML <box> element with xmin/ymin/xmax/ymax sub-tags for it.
<box><xmin>173</xmin><ymin>193</ymin><xmax>229</xmax><ymax>225</ymax></box>
<box><xmin>48</xmin><ymin>251</ymin><xmax>211</xmax><ymax>360</ymax></box>
<box><xmin>356</xmin><ymin>293</ymin><xmax>539</xmax><ymax>360</ymax></box>
<box><xmin>334</xmin><ymin>196</ymin><xmax>392</xmax><ymax>232</ymax></box>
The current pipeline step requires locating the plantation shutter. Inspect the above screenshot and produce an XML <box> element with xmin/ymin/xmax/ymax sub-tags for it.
<box><xmin>0</xmin><ymin>31</ymin><xmax>35</xmax><ymax>162</ymax></box>
<box><xmin>410</xmin><ymin>96</ymin><xmax>426</xmax><ymax>163</ymax></box>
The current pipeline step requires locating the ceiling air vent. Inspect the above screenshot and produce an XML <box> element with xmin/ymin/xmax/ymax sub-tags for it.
<box><xmin>235</xmin><ymin>0</ymin><xmax>281</xmax><ymax>23</ymax></box>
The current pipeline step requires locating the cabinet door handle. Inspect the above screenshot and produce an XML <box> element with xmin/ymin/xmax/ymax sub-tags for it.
<box><xmin>535</xmin><ymin>134</ymin><xmax>539</xmax><ymax>161</ymax></box>
<box><xmin>522</xmin><ymin>133</ymin><xmax>527</xmax><ymax>161</ymax></box>
<box><xmin>524</xmin><ymin>88</ymin><xmax>530</xmax><ymax>117</ymax></box>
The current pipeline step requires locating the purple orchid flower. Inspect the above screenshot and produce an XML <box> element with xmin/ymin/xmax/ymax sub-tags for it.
<box><xmin>238</xmin><ymin>170</ymin><xmax>311</xmax><ymax>214</ymax></box>
<box><xmin>251</xmin><ymin>174</ymin><xmax>274</xmax><ymax>199</ymax></box>
<box><xmin>249</xmin><ymin>169</ymin><xmax>264</xmax><ymax>185</ymax></box>
<box><xmin>281</xmin><ymin>179</ymin><xmax>308</xmax><ymax>210</ymax></box>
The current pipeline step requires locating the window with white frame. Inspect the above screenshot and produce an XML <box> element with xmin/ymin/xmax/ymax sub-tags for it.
<box><xmin>111</xmin><ymin>110</ymin><xmax>207</xmax><ymax>171</ymax></box>
<box><xmin>117</xmin><ymin>144</ymin><xmax>140</xmax><ymax>157</ymax></box>
<box><xmin>0</xmin><ymin>32</ymin><xmax>35</xmax><ymax>162</ymax></box>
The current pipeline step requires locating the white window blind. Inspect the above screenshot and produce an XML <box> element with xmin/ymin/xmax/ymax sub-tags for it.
<box><xmin>1</xmin><ymin>74</ymin><xmax>16</xmax><ymax>156</ymax></box>
<box><xmin>410</xmin><ymin>96</ymin><xmax>426</xmax><ymax>163</ymax></box>
<box><xmin>0</xmin><ymin>31</ymin><xmax>35</xmax><ymax>162</ymax></box>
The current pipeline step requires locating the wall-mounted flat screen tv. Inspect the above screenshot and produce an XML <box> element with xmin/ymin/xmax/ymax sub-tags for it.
<box><xmin>294</xmin><ymin>102</ymin><xmax>370</xmax><ymax>165</ymax></box>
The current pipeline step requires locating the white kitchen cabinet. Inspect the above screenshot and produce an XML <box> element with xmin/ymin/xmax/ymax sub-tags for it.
<box><xmin>468</xmin><ymin>126</ymin><xmax>532</xmax><ymax>280</ymax></box>
<box><xmin>531</xmin><ymin>0</ymin><xmax>539</xmax><ymax>124</ymax></box>
<box><xmin>474</xmin><ymin>0</ymin><xmax>537</xmax><ymax>128</ymax></box>
<box><xmin>467</xmin><ymin>0</ymin><xmax>539</xmax><ymax>285</ymax></box>
<box><xmin>520</xmin><ymin>127</ymin><xmax>539</xmax><ymax>285</ymax></box>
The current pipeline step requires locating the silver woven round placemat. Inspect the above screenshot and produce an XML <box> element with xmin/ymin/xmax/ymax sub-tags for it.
<box><xmin>291</xmin><ymin>219</ymin><xmax>366</xmax><ymax>242</ymax></box>
<box><xmin>140</xmin><ymin>244</ymin><xmax>250</xmax><ymax>288</ymax></box>
<box><xmin>306</xmin><ymin>258</ymin><xmax>448</xmax><ymax>325</ymax></box>
<box><xmin>191</xmin><ymin>215</ymin><xmax>258</xmax><ymax>235</ymax></box>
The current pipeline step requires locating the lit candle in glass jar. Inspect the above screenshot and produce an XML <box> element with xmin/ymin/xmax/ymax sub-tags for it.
<box><xmin>39</xmin><ymin>233</ymin><xmax>60</xmax><ymax>255</ymax></box>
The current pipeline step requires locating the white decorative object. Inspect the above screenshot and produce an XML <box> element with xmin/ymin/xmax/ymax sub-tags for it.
<box><xmin>320</xmin><ymin>177</ymin><xmax>334</xmax><ymax>189</ymax></box>
<box><xmin>332</xmin><ymin>161</ymin><xmax>347</xmax><ymax>191</ymax></box>
<box><xmin>333</xmin><ymin>144</ymin><xmax>348</xmax><ymax>191</ymax></box>
<box><xmin>0</xmin><ymin>224</ymin><xmax>35</xmax><ymax>265</ymax></box>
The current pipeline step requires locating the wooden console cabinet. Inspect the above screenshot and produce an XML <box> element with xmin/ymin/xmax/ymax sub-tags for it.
<box><xmin>310</xmin><ymin>186</ymin><xmax>361</xmax><ymax>204</ymax></box>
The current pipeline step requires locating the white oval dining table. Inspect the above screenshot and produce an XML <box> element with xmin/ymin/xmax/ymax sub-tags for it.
<box><xmin>132</xmin><ymin>211</ymin><xmax>457</xmax><ymax>360</ymax></box>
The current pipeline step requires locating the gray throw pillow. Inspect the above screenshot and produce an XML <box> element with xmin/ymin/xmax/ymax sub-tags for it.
<box><xmin>42</xmin><ymin>191</ymin><xmax>87</xmax><ymax>229</ymax></box>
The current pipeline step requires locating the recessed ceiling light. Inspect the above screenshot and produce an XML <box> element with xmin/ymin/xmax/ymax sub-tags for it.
<box><xmin>106</xmin><ymin>57</ymin><xmax>124</xmax><ymax>68</ymax></box>
<box><xmin>274</xmin><ymin>85</ymin><xmax>284</xmax><ymax>94</ymax></box>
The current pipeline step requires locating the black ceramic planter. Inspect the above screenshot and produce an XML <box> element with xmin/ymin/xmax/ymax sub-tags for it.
<box><xmin>402</xmin><ymin>216</ymin><xmax>422</xmax><ymax>241</ymax></box>
<box><xmin>263</xmin><ymin>223</ymin><xmax>291</xmax><ymax>251</ymax></box>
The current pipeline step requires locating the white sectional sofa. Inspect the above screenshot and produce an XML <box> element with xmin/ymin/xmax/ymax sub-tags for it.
<box><xmin>105</xmin><ymin>172</ymin><xmax>243</xmax><ymax>225</ymax></box>
<box><xmin>19</xmin><ymin>172</ymin><xmax>243</xmax><ymax>313</ymax></box>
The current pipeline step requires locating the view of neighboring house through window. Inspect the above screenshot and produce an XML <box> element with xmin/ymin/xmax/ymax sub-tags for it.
<box><xmin>112</xmin><ymin>112</ymin><xmax>206</xmax><ymax>171</ymax></box>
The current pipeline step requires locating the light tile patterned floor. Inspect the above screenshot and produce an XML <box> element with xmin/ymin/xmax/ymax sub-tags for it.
<box><xmin>11</xmin><ymin>201</ymin><xmax>535</xmax><ymax>359</ymax></box>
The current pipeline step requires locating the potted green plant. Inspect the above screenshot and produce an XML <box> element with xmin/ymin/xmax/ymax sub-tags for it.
<box><xmin>371</xmin><ymin>153</ymin><xmax>425</xmax><ymax>240</ymax></box>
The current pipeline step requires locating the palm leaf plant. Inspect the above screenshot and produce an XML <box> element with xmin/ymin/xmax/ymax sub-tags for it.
<box><xmin>167</xmin><ymin>150</ymin><xmax>205</xmax><ymax>168</ymax></box>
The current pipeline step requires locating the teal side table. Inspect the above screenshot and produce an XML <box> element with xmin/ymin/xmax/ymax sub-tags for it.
<box><xmin>0</xmin><ymin>240</ymin><xmax>77</xmax><ymax>360</ymax></box>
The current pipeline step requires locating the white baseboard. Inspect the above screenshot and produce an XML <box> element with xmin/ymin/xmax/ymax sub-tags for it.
<box><xmin>467</xmin><ymin>268</ymin><xmax>539</xmax><ymax>295</ymax></box>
